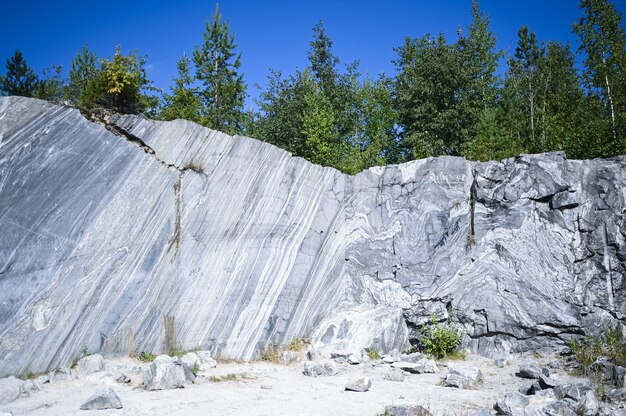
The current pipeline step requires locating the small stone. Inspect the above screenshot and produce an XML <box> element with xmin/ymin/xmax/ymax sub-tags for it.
<box><xmin>345</xmin><ymin>377</ymin><xmax>371</xmax><ymax>392</ymax></box>
<box><xmin>384</xmin><ymin>404</ymin><xmax>432</xmax><ymax>416</ymax></box>
<box><xmin>494</xmin><ymin>358</ymin><xmax>507</xmax><ymax>368</ymax></box>
<box><xmin>398</xmin><ymin>352</ymin><xmax>424</xmax><ymax>363</ymax></box>
<box><xmin>115</xmin><ymin>374</ymin><xmax>131</xmax><ymax>384</ymax></box>
<box><xmin>306</xmin><ymin>350</ymin><xmax>319</xmax><ymax>361</ymax></box>
<box><xmin>608</xmin><ymin>387</ymin><xmax>626</xmax><ymax>402</ymax></box>
<box><xmin>391</xmin><ymin>359</ymin><xmax>438</xmax><ymax>374</ymax></box>
<box><xmin>50</xmin><ymin>367</ymin><xmax>72</xmax><ymax>382</ymax></box>
<box><xmin>281</xmin><ymin>351</ymin><xmax>296</xmax><ymax>365</ymax></box>
<box><xmin>79</xmin><ymin>388</ymin><xmax>123</xmax><ymax>410</ymax></box>
<box><xmin>347</xmin><ymin>353</ymin><xmax>362</xmax><ymax>365</ymax></box>
<box><xmin>494</xmin><ymin>392</ymin><xmax>529</xmax><ymax>415</ymax></box>
<box><xmin>382</xmin><ymin>353</ymin><xmax>400</xmax><ymax>364</ymax></box>
<box><xmin>260</xmin><ymin>384</ymin><xmax>272</xmax><ymax>390</ymax></box>
<box><xmin>383</xmin><ymin>369</ymin><xmax>405</xmax><ymax>382</ymax></box>
<box><xmin>547</xmin><ymin>360</ymin><xmax>561</xmax><ymax>370</ymax></box>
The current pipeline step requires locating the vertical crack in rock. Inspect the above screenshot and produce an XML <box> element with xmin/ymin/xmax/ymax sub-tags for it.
<box><xmin>602</xmin><ymin>222</ymin><xmax>615</xmax><ymax>308</ymax></box>
<box><xmin>467</xmin><ymin>166</ymin><xmax>477</xmax><ymax>248</ymax></box>
<box><xmin>168</xmin><ymin>172</ymin><xmax>183</xmax><ymax>255</ymax></box>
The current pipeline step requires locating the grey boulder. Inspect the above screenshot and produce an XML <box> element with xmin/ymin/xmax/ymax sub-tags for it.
<box><xmin>383</xmin><ymin>405</ymin><xmax>432</xmax><ymax>416</ymax></box>
<box><xmin>142</xmin><ymin>356</ymin><xmax>194</xmax><ymax>390</ymax></box>
<box><xmin>0</xmin><ymin>377</ymin><xmax>25</xmax><ymax>405</ymax></box>
<box><xmin>344</xmin><ymin>377</ymin><xmax>371</xmax><ymax>392</ymax></box>
<box><xmin>391</xmin><ymin>359</ymin><xmax>438</xmax><ymax>374</ymax></box>
<box><xmin>493</xmin><ymin>392</ymin><xmax>529</xmax><ymax>415</ymax></box>
<box><xmin>79</xmin><ymin>388</ymin><xmax>122</xmax><ymax>410</ymax></box>
<box><xmin>444</xmin><ymin>367</ymin><xmax>483</xmax><ymax>390</ymax></box>
<box><xmin>74</xmin><ymin>354</ymin><xmax>105</xmax><ymax>378</ymax></box>
<box><xmin>302</xmin><ymin>361</ymin><xmax>334</xmax><ymax>377</ymax></box>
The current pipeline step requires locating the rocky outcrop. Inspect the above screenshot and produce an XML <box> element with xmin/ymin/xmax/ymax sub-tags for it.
<box><xmin>0</xmin><ymin>97</ymin><xmax>624</xmax><ymax>377</ymax></box>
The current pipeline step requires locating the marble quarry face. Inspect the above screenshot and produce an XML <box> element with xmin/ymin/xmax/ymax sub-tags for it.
<box><xmin>0</xmin><ymin>97</ymin><xmax>624</xmax><ymax>376</ymax></box>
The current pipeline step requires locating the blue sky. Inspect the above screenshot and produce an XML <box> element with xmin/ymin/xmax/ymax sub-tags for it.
<box><xmin>2</xmin><ymin>0</ymin><xmax>625</xmax><ymax>108</ymax></box>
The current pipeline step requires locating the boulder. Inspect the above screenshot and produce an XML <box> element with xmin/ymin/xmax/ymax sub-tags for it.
<box><xmin>142</xmin><ymin>356</ymin><xmax>194</xmax><ymax>390</ymax></box>
<box><xmin>493</xmin><ymin>392</ymin><xmax>529</xmax><ymax>415</ymax></box>
<box><xmin>345</xmin><ymin>377</ymin><xmax>371</xmax><ymax>392</ymax></box>
<box><xmin>608</xmin><ymin>387</ymin><xmax>626</xmax><ymax>402</ymax></box>
<box><xmin>515</xmin><ymin>364</ymin><xmax>544</xmax><ymax>379</ymax></box>
<box><xmin>383</xmin><ymin>405</ymin><xmax>432</xmax><ymax>416</ymax></box>
<box><xmin>542</xmin><ymin>400</ymin><xmax>577</xmax><ymax>416</ymax></box>
<box><xmin>79</xmin><ymin>388</ymin><xmax>123</xmax><ymax>410</ymax></box>
<box><xmin>576</xmin><ymin>390</ymin><xmax>599</xmax><ymax>416</ymax></box>
<box><xmin>383</xmin><ymin>369</ymin><xmax>405</xmax><ymax>382</ymax></box>
<box><xmin>391</xmin><ymin>359</ymin><xmax>438</xmax><ymax>374</ymax></box>
<box><xmin>302</xmin><ymin>361</ymin><xmax>334</xmax><ymax>377</ymax></box>
<box><xmin>444</xmin><ymin>366</ymin><xmax>483</xmax><ymax>389</ymax></box>
<box><xmin>195</xmin><ymin>351</ymin><xmax>217</xmax><ymax>371</ymax></box>
<box><xmin>74</xmin><ymin>354</ymin><xmax>105</xmax><ymax>378</ymax></box>
<box><xmin>0</xmin><ymin>377</ymin><xmax>24</xmax><ymax>405</ymax></box>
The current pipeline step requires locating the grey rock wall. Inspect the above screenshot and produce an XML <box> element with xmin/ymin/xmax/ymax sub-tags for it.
<box><xmin>0</xmin><ymin>97</ymin><xmax>624</xmax><ymax>376</ymax></box>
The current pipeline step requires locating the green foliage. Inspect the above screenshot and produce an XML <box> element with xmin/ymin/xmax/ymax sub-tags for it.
<box><xmin>138</xmin><ymin>351</ymin><xmax>156</xmax><ymax>362</ymax></box>
<box><xmin>0</xmin><ymin>50</ymin><xmax>38</xmax><ymax>97</ymax></box>
<box><xmin>34</xmin><ymin>65</ymin><xmax>65</xmax><ymax>102</ymax></box>
<box><xmin>65</xmin><ymin>45</ymin><xmax>99</xmax><ymax>107</ymax></box>
<box><xmin>569</xmin><ymin>324</ymin><xmax>626</xmax><ymax>376</ymax></box>
<box><xmin>189</xmin><ymin>363</ymin><xmax>200</xmax><ymax>377</ymax></box>
<box><xmin>256</xmin><ymin>21</ymin><xmax>397</xmax><ymax>173</ymax></box>
<box><xmin>574</xmin><ymin>0</ymin><xmax>626</xmax><ymax>155</ymax></box>
<box><xmin>419</xmin><ymin>315</ymin><xmax>462</xmax><ymax>359</ymax></box>
<box><xmin>70</xmin><ymin>346</ymin><xmax>92</xmax><ymax>369</ymax></box>
<box><xmin>260</xmin><ymin>344</ymin><xmax>281</xmax><ymax>363</ymax></box>
<box><xmin>209</xmin><ymin>373</ymin><xmax>239</xmax><ymax>382</ymax></box>
<box><xmin>367</xmin><ymin>350</ymin><xmax>381</xmax><ymax>360</ymax></box>
<box><xmin>193</xmin><ymin>4</ymin><xmax>246</xmax><ymax>134</ymax></box>
<box><xmin>81</xmin><ymin>46</ymin><xmax>156</xmax><ymax>114</ymax></box>
<box><xmin>160</xmin><ymin>54</ymin><xmax>203</xmax><ymax>122</ymax></box>
<box><xmin>288</xmin><ymin>337</ymin><xmax>306</xmax><ymax>352</ymax></box>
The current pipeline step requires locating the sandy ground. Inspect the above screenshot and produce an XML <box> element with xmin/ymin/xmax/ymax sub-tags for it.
<box><xmin>0</xmin><ymin>353</ymin><xmax>588</xmax><ymax>416</ymax></box>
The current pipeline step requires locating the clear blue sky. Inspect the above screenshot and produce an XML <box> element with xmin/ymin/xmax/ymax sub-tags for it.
<box><xmin>2</xmin><ymin>0</ymin><xmax>625</xmax><ymax>108</ymax></box>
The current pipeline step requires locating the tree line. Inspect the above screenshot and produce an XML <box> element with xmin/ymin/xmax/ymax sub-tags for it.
<box><xmin>1</xmin><ymin>1</ymin><xmax>625</xmax><ymax>173</ymax></box>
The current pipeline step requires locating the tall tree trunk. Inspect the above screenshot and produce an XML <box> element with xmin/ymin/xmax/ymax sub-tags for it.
<box><xmin>603</xmin><ymin>55</ymin><xmax>618</xmax><ymax>143</ymax></box>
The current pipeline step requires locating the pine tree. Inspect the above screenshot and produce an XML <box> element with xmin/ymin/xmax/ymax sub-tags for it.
<box><xmin>193</xmin><ymin>4</ymin><xmax>246</xmax><ymax>134</ymax></box>
<box><xmin>65</xmin><ymin>45</ymin><xmax>99</xmax><ymax>107</ymax></box>
<box><xmin>508</xmin><ymin>26</ymin><xmax>545</xmax><ymax>151</ymax></box>
<box><xmin>0</xmin><ymin>50</ymin><xmax>38</xmax><ymax>97</ymax></box>
<box><xmin>161</xmin><ymin>54</ymin><xmax>203</xmax><ymax>122</ymax></box>
<box><xmin>574</xmin><ymin>0</ymin><xmax>626</xmax><ymax>154</ymax></box>
<box><xmin>458</xmin><ymin>0</ymin><xmax>502</xmax><ymax>153</ymax></box>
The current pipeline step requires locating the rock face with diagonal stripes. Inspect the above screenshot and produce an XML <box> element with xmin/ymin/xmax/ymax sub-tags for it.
<box><xmin>0</xmin><ymin>97</ymin><xmax>624</xmax><ymax>377</ymax></box>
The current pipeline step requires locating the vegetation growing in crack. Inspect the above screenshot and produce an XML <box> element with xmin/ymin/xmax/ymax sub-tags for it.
<box><xmin>419</xmin><ymin>315</ymin><xmax>463</xmax><ymax>359</ymax></box>
<box><xmin>568</xmin><ymin>323</ymin><xmax>626</xmax><ymax>375</ymax></box>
